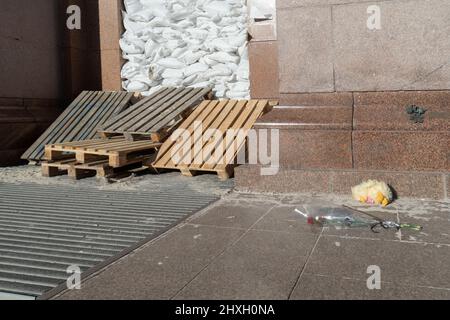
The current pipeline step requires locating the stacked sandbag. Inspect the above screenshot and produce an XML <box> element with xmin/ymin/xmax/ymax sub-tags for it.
<box><xmin>120</xmin><ymin>0</ymin><xmax>250</xmax><ymax>99</ymax></box>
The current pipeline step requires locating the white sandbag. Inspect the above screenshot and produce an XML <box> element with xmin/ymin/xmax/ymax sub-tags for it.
<box><xmin>210</xmin><ymin>38</ymin><xmax>237</xmax><ymax>53</ymax></box>
<box><xmin>189</xmin><ymin>81</ymin><xmax>213</xmax><ymax>89</ymax></box>
<box><xmin>226</xmin><ymin>91</ymin><xmax>249</xmax><ymax>99</ymax></box>
<box><xmin>207</xmin><ymin>52</ymin><xmax>240</xmax><ymax>64</ymax></box>
<box><xmin>203</xmin><ymin>1</ymin><xmax>231</xmax><ymax>16</ymax></box>
<box><xmin>182</xmin><ymin>74</ymin><xmax>199</xmax><ymax>86</ymax></box>
<box><xmin>129</xmin><ymin>9</ymin><xmax>154</xmax><ymax>22</ymax></box>
<box><xmin>120</xmin><ymin>38</ymin><xmax>145</xmax><ymax>54</ymax></box>
<box><xmin>171</xmin><ymin>47</ymin><xmax>188</xmax><ymax>58</ymax></box>
<box><xmin>183</xmin><ymin>62</ymin><xmax>209</xmax><ymax>77</ymax></box>
<box><xmin>229</xmin><ymin>81</ymin><xmax>250</xmax><ymax>92</ymax></box>
<box><xmin>144</xmin><ymin>40</ymin><xmax>159</xmax><ymax>58</ymax></box>
<box><xmin>182</xmin><ymin>50</ymin><xmax>207</xmax><ymax>65</ymax></box>
<box><xmin>124</xmin><ymin>0</ymin><xmax>143</xmax><ymax>15</ymax></box>
<box><xmin>148</xmin><ymin>64</ymin><xmax>164</xmax><ymax>80</ymax></box>
<box><xmin>156</xmin><ymin>57</ymin><xmax>185</xmax><ymax>69</ymax></box>
<box><xmin>121</xmin><ymin>0</ymin><xmax>250</xmax><ymax>99</ymax></box>
<box><xmin>127</xmin><ymin>81</ymin><xmax>149</xmax><ymax>92</ymax></box>
<box><xmin>140</xmin><ymin>0</ymin><xmax>168</xmax><ymax>17</ymax></box>
<box><xmin>162</xmin><ymin>78</ymin><xmax>183</xmax><ymax>86</ymax></box>
<box><xmin>162</xmin><ymin>68</ymin><xmax>184</xmax><ymax>79</ymax></box>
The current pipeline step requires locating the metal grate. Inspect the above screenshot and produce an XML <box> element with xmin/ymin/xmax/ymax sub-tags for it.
<box><xmin>0</xmin><ymin>182</ymin><xmax>221</xmax><ymax>298</ymax></box>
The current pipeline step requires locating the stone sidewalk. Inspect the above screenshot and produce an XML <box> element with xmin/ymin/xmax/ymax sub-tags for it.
<box><xmin>55</xmin><ymin>192</ymin><xmax>450</xmax><ymax>300</ymax></box>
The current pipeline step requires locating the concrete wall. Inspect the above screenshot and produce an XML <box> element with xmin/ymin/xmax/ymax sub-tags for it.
<box><xmin>277</xmin><ymin>0</ymin><xmax>450</xmax><ymax>93</ymax></box>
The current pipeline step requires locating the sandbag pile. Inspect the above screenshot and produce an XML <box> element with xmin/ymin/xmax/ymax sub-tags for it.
<box><xmin>121</xmin><ymin>0</ymin><xmax>250</xmax><ymax>99</ymax></box>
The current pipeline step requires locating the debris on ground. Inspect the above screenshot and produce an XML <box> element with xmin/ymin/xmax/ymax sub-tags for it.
<box><xmin>351</xmin><ymin>179</ymin><xmax>393</xmax><ymax>207</ymax></box>
<box><xmin>295</xmin><ymin>205</ymin><xmax>423</xmax><ymax>233</ymax></box>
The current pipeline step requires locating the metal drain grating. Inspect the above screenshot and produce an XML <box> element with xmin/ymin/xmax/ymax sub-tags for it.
<box><xmin>0</xmin><ymin>182</ymin><xmax>222</xmax><ymax>298</ymax></box>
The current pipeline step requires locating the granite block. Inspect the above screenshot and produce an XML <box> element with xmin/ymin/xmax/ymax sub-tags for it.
<box><xmin>277</xmin><ymin>130</ymin><xmax>353</xmax><ymax>169</ymax></box>
<box><xmin>353</xmin><ymin>131</ymin><xmax>450</xmax><ymax>171</ymax></box>
<box><xmin>354</xmin><ymin>91</ymin><xmax>450</xmax><ymax>131</ymax></box>
<box><xmin>278</xmin><ymin>92</ymin><xmax>353</xmax><ymax>106</ymax></box>
<box><xmin>249</xmin><ymin>40</ymin><xmax>279</xmax><ymax>99</ymax></box>
<box><xmin>235</xmin><ymin>165</ymin><xmax>332</xmax><ymax>194</ymax></box>
<box><xmin>255</xmin><ymin>106</ymin><xmax>353</xmax><ymax>130</ymax></box>
<box><xmin>334</xmin><ymin>0</ymin><xmax>450</xmax><ymax>91</ymax></box>
<box><xmin>278</xmin><ymin>6</ymin><xmax>334</xmax><ymax>92</ymax></box>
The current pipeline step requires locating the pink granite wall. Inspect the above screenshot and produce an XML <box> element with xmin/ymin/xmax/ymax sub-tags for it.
<box><xmin>0</xmin><ymin>0</ymin><xmax>123</xmax><ymax>166</ymax></box>
<box><xmin>244</xmin><ymin>0</ymin><xmax>450</xmax><ymax>199</ymax></box>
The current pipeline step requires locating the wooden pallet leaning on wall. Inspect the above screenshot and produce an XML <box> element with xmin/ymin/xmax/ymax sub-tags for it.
<box><xmin>42</xmin><ymin>137</ymin><xmax>161</xmax><ymax>179</ymax></box>
<box><xmin>152</xmin><ymin>99</ymin><xmax>271</xmax><ymax>180</ymax></box>
<box><xmin>21</xmin><ymin>91</ymin><xmax>134</xmax><ymax>161</ymax></box>
<box><xmin>98</xmin><ymin>87</ymin><xmax>213</xmax><ymax>142</ymax></box>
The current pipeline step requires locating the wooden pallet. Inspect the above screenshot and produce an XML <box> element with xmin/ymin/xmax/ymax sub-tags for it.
<box><xmin>22</xmin><ymin>91</ymin><xmax>134</xmax><ymax>161</ymax></box>
<box><xmin>44</xmin><ymin>137</ymin><xmax>161</xmax><ymax>168</ymax></box>
<box><xmin>152</xmin><ymin>99</ymin><xmax>271</xmax><ymax>180</ymax></box>
<box><xmin>98</xmin><ymin>87</ymin><xmax>213</xmax><ymax>141</ymax></box>
<box><xmin>42</xmin><ymin>158</ymin><xmax>147</xmax><ymax>180</ymax></box>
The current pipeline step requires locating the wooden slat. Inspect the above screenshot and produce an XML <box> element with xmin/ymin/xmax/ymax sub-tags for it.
<box><xmin>99</xmin><ymin>87</ymin><xmax>212</xmax><ymax>137</ymax></box>
<box><xmin>173</xmin><ymin>100</ymin><xmax>233</xmax><ymax>168</ymax></box>
<box><xmin>22</xmin><ymin>91</ymin><xmax>133</xmax><ymax>161</ymax></box>
<box><xmin>154</xmin><ymin>101</ymin><xmax>219</xmax><ymax>167</ymax></box>
<box><xmin>189</xmin><ymin>100</ymin><xmax>241</xmax><ymax>170</ymax></box>
<box><xmin>210</xmin><ymin>100</ymin><xmax>268</xmax><ymax>170</ymax></box>
<box><xmin>138</xmin><ymin>88</ymin><xmax>207</xmax><ymax>132</ymax></box>
<box><xmin>152</xmin><ymin>99</ymin><xmax>270</xmax><ymax>179</ymax></box>
<box><xmin>199</xmin><ymin>100</ymin><xmax>250</xmax><ymax>170</ymax></box>
<box><xmin>26</xmin><ymin>91</ymin><xmax>97</xmax><ymax>160</ymax></box>
<box><xmin>127</xmin><ymin>88</ymin><xmax>196</xmax><ymax>132</ymax></box>
<box><xmin>103</xmin><ymin>88</ymin><xmax>181</xmax><ymax>132</ymax></box>
<box><xmin>101</xmin><ymin>88</ymin><xmax>171</xmax><ymax>129</ymax></box>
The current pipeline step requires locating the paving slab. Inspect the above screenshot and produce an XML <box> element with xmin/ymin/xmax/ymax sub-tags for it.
<box><xmin>252</xmin><ymin>205</ymin><xmax>322</xmax><ymax>235</ymax></box>
<box><xmin>304</xmin><ymin>236</ymin><xmax>450</xmax><ymax>289</ymax></box>
<box><xmin>174</xmin><ymin>230</ymin><xmax>318</xmax><ymax>300</ymax></box>
<box><xmin>397</xmin><ymin>202</ymin><xmax>450</xmax><ymax>245</ymax></box>
<box><xmin>291</xmin><ymin>274</ymin><xmax>450</xmax><ymax>300</ymax></box>
<box><xmin>189</xmin><ymin>199</ymin><xmax>273</xmax><ymax>230</ymax></box>
<box><xmin>57</xmin><ymin>224</ymin><xmax>245</xmax><ymax>300</ymax></box>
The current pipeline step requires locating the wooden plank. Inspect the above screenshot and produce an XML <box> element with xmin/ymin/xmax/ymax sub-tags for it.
<box><xmin>150</xmin><ymin>87</ymin><xmax>212</xmax><ymax>133</ymax></box>
<box><xmin>25</xmin><ymin>91</ymin><xmax>96</xmax><ymax>160</ymax></box>
<box><xmin>137</xmin><ymin>88</ymin><xmax>206</xmax><ymax>132</ymax></box>
<box><xmin>200</xmin><ymin>100</ymin><xmax>250</xmax><ymax>170</ymax></box>
<box><xmin>62</xmin><ymin>92</ymin><xmax>112</xmax><ymax>143</ymax></box>
<box><xmin>188</xmin><ymin>100</ymin><xmax>238</xmax><ymax>170</ymax></box>
<box><xmin>127</xmin><ymin>88</ymin><xmax>198</xmax><ymax>132</ymax></box>
<box><xmin>153</xmin><ymin>100</ymin><xmax>213</xmax><ymax>163</ymax></box>
<box><xmin>212</xmin><ymin>100</ymin><xmax>268</xmax><ymax>170</ymax></box>
<box><xmin>111</xmin><ymin>88</ymin><xmax>183</xmax><ymax>132</ymax></box>
<box><xmin>99</xmin><ymin>87</ymin><xmax>212</xmax><ymax>137</ymax></box>
<box><xmin>43</xmin><ymin>92</ymin><xmax>102</xmax><ymax>148</ymax></box>
<box><xmin>100</xmin><ymin>88</ymin><xmax>171</xmax><ymax>129</ymax></box>
<box><xmin>23</xmin><ymin>91</ymin><xmax>133</xmax><ymax>161</ymax></box>
<box><xmin>79</xmin><ymin>92</ymin><xmax>122</xmax><ymax>140</ymax></box>
<box><xmin>176</xmin><ymin>100</ymin><xmax>232</xmax><ymax>168</ymax></box>
<box><xmin>102</xmin><ymin>88</ymin><xmax>178</xmax><ymax>132</ymax></box>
